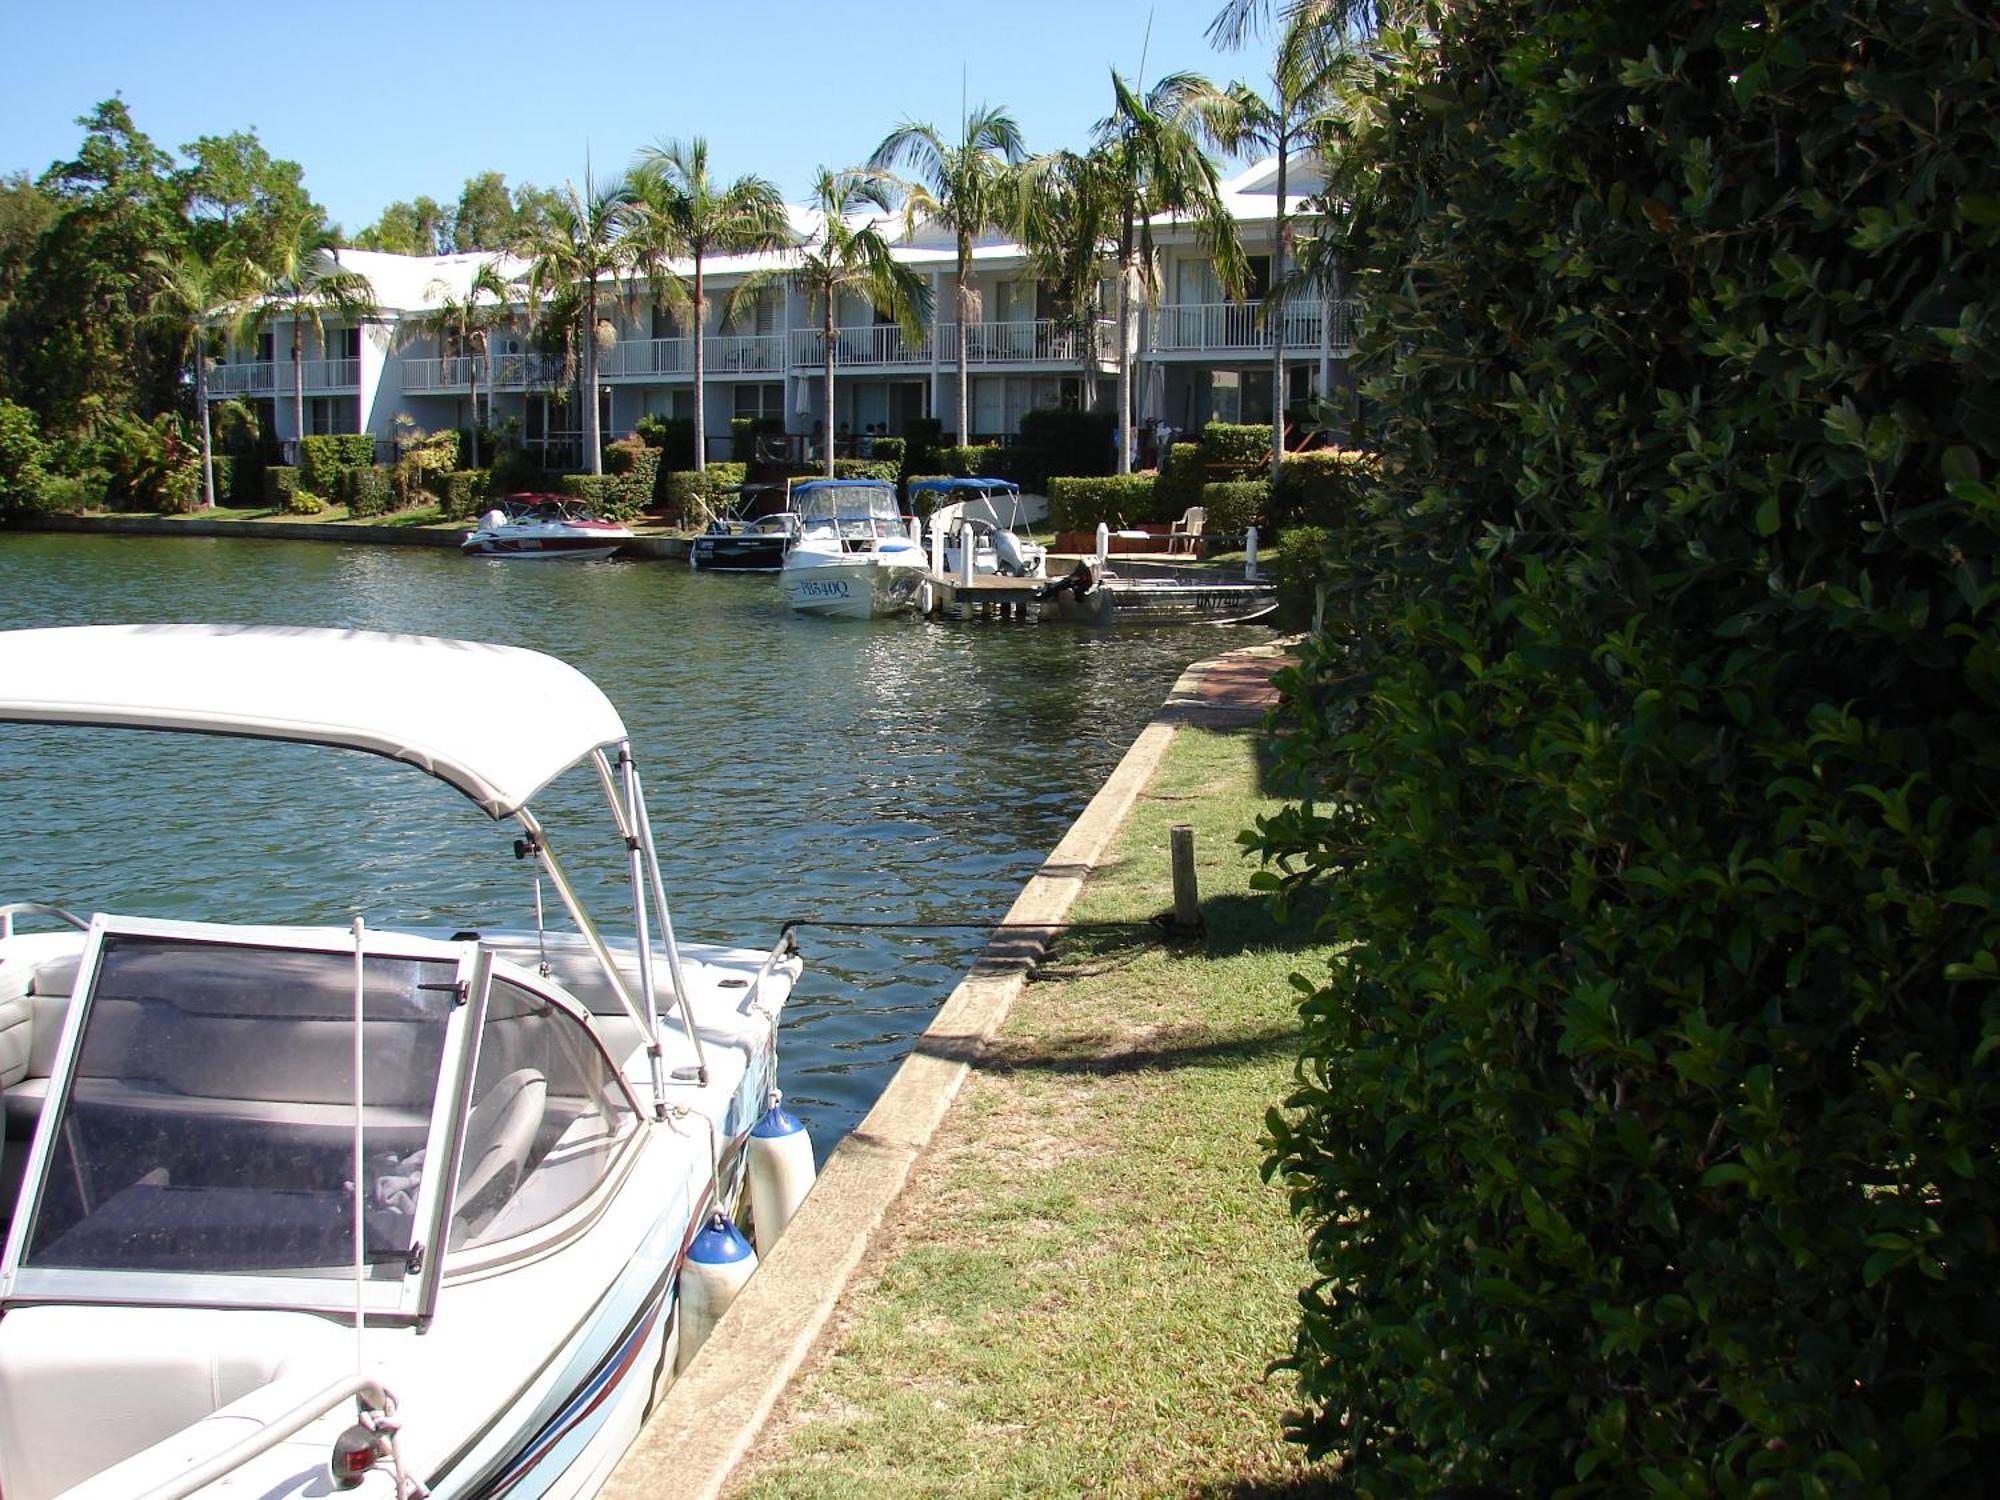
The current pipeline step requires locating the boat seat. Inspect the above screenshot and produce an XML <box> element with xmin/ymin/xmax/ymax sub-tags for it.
<box><xmin>451</xmin><ymin>1067</ymin><xmax>547</xmax><ymax>1241</ymax></box>
<box><xmin>0</xmin><ymin>1305</ymin><xmax>343</xmax><ymax>1500</ymax></box>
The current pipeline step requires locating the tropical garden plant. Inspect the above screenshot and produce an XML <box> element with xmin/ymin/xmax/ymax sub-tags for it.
<box><xmin>243</xmin><ymin>209</ymin><xmax>378</xmax><ymax>465</ymax></box>
<box><xmin>1014</xmin><ymin>147</ymin><xmax>1120</xmax><ymax>413</ymax></box>
<box><xmin>629</xmin><ymin>138</ymin><xmax>790</xmax><ymax>474</ymax></box>
<box><xmin>404</xmin><ymin>260</ymin><xmax>515</xmax><ymax>469</ymax></box>
<box><xmin>870</xmin><ymin>105</ymin><xmax>1026</xmax><ymax>446</ymax></box>
<box><xmin>143</xmin><ymin>243</ymin><xmax>253</xmax><ymax>508</ymax></box>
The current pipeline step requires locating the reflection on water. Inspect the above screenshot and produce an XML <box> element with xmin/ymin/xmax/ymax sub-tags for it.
<box><xmin>0</xmin><ymin>534</ymin><xmax>1238</xmax><ymax>1149</ymax></box>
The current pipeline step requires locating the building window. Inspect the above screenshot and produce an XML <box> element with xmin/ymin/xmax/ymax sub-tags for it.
<box><xmin>733</xmin><ymin>384</ymin><xmax>785</xmax><ymax>420</ymax></box>
<box><xmin>308</xmin><ymin>396</ymin><xmax>361</xmax><ymax>435</ymax></box>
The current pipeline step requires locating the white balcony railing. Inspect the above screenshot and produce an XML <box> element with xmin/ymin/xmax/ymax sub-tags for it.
<box><xmin>209</xmin><ymin>362</ymin><xmax>276</xmax><ymax>396</ymax></box>
<box><xmin>302</xmin><ymin>358</ymin><xmax>360</xmax><ymax>390</ymax></box>
<box><xmin>399</xmin><ymin>356</ymin><xmax>481</xmax><ymax>393</ymax></box>
<box><xmin>600</xmin><ymin>337</ymin><xmax>692</xmax><ymax>379</ymax></box>
<box><xmin>1152</xmin><ymin>299</ymin><xmax>1358</xmax><ymax>357</ymax></box>
<box><xmin>208</xmin><ymin>358</ymin><xmax>359</xmax><ymax>394</ymax></box>
<box><xmin>490</xmin><ymin>352</ymin><xmax>569</xmax><ymax>389</ymax></box>
<box><xmin>705</xmin><ymin>333</ymin><xmax>786</xmax><ymax>373</ymax></box>
<box><xmin>789</xmin><ymin>324</ymin><xmax>931</xmax><ymax>368</ymax></box>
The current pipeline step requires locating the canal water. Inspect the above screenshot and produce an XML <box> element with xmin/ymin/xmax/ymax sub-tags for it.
<box><xmin>0</xmin><ymin>534</ymin><xmax>1235</xmax><ymax>1151</ymax></box>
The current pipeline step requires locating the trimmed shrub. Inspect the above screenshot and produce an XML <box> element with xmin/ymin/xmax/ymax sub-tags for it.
<box><xmin>1272</xmin><ymin>524</ymin><xmax>1331</xmax><ymax>631</ymax></box>
<box><xmin>1194</xmin><ymin>421</ymin><xmax>1267</xmax><ymax>476</ymax></box>
<box><xmin>558</xmin><ymin>473</ymin><xmax>624</xmax><ymax>515</ymax></box>
<box><xmin>440</xmin><ymin>470</ymin><xmax>493</xmax><ymax>520</ymax></box>
<box><xmin>338</xmin><ymin>466</ymin><xmax>393</xmax><ymax>518</ymax></box>
<box><xmin>867</xmin><ymin>436</ymin><xmax>905</xmax><ymax>469</ymax></box>
<box><xmin>262</xmin><ymin>465</ymin><xmax>302</xmax><ymax>510</ymax></box>
<box><xmin>1197</xmin><ymin>479</ymin><xmax>1267</xmax><ymax>535</ymax></box>
<box><xmin>299</xmin><ymin>433</ymin><xmax>374</xmax><ymax>495</ymax></box>
<box><xmin>1271</xmin><ymin>448</ymin><xmax>1378</xmax><ymax>529</ymax></box>
<box><xmin>934</xmin><ymin>444</ymin><xmax>992</xmax><ymax>478</ymax></box>
<box><xmin>1047</xmin><ymin>473</ymin><xmax>1157</xmax><ymax>533</ymax></box>
<box><xmin>902</xmin><ymin>416</ymin><xmax>944</xmax><ymax>479</ymax></box>
<box><xmin>831</xmin><ymin>459</ymin><xmax>898</xmax><ymax>483</ymax></box>
<box><xmin>1257</xmin><ymin>0</ymin><xmax>2000</xmax><ymax>1491</ymax></box>
<box><xmin>604</xmin><ymin>439</ymin><xmax>663</xmax><ymax>517</ymax></box>
<box><xmin>1156</xmin><ymin>442</ymin><xmax>1207</xmax><ymax>514</ymax></box>
<box><xmin>663</xmin><ymin>462</ymin><xmax>750</xmax><ymax>526</ymax></box>
<box><xmin>1010</xmin><ymin>408</ymin><xmax>1114</xmax><ymax>492</ymax></box>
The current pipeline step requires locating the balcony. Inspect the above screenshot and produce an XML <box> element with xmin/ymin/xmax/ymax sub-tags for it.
<box><xmin>705</xmin><ymin>333</ymin><xmax>786</xmax><ymax>374</ymax></box>
<box><xmin>399</xmin><ymin>355</ymin><xmax>482</xmax><ymax>394</ymax></box>
<box><xmin>600</xmin><ymin>337</ymin><xmax>692</xmax><ymax>379</ymax></box>
<box><xmin>1152</xmin><ymin>299</ymin><xmax>1358</xmax><ymax>358</ymax></box>
<box><xmin>789</xmin><ymin>324</ymin><xmax>930</xmax><ymax>368</ymax></box>
<box><xmin>208</xmin><ymin>358</ymin><xmax>358</xmax><ymax>395</ymax></box>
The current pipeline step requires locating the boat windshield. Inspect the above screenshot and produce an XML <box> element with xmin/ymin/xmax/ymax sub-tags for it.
<box><xmin>20</xmin><ymin>935</ymin><xmax>454</xmax><ymax>1281</ymax></box>
<box><xmin>795</xmin><ymin>483</ymin><xmax>903</xmax><ymax>541</ymax></box>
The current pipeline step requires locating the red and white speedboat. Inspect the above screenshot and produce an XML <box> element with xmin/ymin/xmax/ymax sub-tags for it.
<box><xmin>462</xmin><ymin>495</ymin><xmax>633</xmax><ymax>561</ymax></box>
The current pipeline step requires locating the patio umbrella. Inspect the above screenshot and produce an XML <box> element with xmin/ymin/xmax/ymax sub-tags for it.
<box><xmin>793</xmin><ymin>375</ymin><xmax>813</xmax><ymax>417</ymax></box>
<box><xmin>1140</xmin><ymin>361</ymin><xmax>1165</xmax><ymax>424</ymax></box>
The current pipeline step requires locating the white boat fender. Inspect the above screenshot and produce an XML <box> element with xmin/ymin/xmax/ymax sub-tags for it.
<box><xmin>748</xmin><ymin>1093</ymin><xmax>816</xmax><ymax>1255</ymax></box>
<box><xmin>677</xmin><ymin>1211</ymin><xmax>756</xmax><ymax>1371</ymax></box>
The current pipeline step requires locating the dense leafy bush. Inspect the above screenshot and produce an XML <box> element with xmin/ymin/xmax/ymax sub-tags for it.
<box><xmin>1257</xmin><ymin>0</ymin><xmax>2000</xmax><ymax>1492</ymax></box>
<box><xmin>867</xmin><ymin>436</ymin><xmax>905</xmax><ymax>468</ymax></box>
<box><xmin>98</xmin><ymin>411</ymin><xmax>193</xmax><ymax>512</ymax></box>
<box><xmin>901</xmin><ymin>416</ymin><xmax>944</xmax><ymax>479</ymax></box>
<box><xmin>557</xmin><ymin>473</ymin><xmax>623</xmax><ymax>516</ymax></box>
<box><xmin>933</xmin><ymin>444</ymin><xmax>993</xmax><ymax>478</ymax></box>
<box><xmin>439</xmin><ymin>470</ymin><xmax>492</xmax><ymax>520</ymax></box>
<box><xmin>1271</xmin><ymin>524</ymin><xmax>1331</xmax><ymax>630</ymax></box>
<box><xmin>1270</xmin><ymin>448</ymin><xmax>1378</xmax><ymax>529</ymax></box>
<box><xmin>298</xmin><ymin>433</ymin><xmax>374</xmax><ymax>496</ymax></box>
<box><xmin>1196</xmin><ymin>479</ymin><xmax>1266</xmax><ymax>535</ymax></box>
<box><xmin>262</xmin><ymin>465</ymin><xmax>301</xmax><ymax>510</ymax></box>
<box><xmin>1156</xmin><ymin>442</ymin><xmax>1207</xmax><ymax>513</ymax></box>
<box><xmin>1009</xmin><ymin>408</ymin><xmax>1114</xmax><ymax>492</ymax></box>
<box><xmin>1047</xmin><ymin>473</ymin><xmax>1157</xmax><ymax>533</ymax></box>
<box><xmin>197</xmin><ymin>454</ymin><xmax>234</xmax><ymax>509</ymax></box>
<box><xmin>1194</xmin><ymin>421</ymin><xmax>1266</xmax><ymax>476</ymax></box>
<box><xmin>335</xmin><ymin>466</ymin><xmax>391</xmax><ymax>517</ymax></box>
<box><xmin>602</xmin><ymin>438</ymin><xmax>663</xmax><ymax>517</ymax></box>
<box><xmin>831</xmin><ymin>458</ymin><xmax>899</xmax><ymax>483</ymax></box>
<box><xmin>0</xmin><ymin>400</ymin><xmax>50</xmax><ymax>518</ymax></box>
<box><xmin>663</xmin><ymin>462</ymin><xmax>749</xmax><ymax>525</ymax></box>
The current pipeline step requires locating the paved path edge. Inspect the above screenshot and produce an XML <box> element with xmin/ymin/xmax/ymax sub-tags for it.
<box><xmin>599</xmin><ymin>644</ymin><xmax>1285</xmax><ymax>1500</ymax></box>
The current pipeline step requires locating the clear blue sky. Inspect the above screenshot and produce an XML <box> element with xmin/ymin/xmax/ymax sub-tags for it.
<box><xmin>2</xmin><ymin>0</ymin><xmax>1261</xmax><ymax>233</ymax></box>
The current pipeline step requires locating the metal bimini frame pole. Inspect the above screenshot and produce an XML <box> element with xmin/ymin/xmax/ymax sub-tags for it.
<box><xmin>512</xmin><ymin>805</ymin><xmax>667</xmax><ymax>1110</ymax></box>
<box><xmin>594</xmin><ymin>746</ymin><xmax>709</xmax><ymax>1091</ymax></box>
<box><xmin>591</xmin><ymin>748</ymin><xmax>667</xmax><ymax>1114</ymax></box>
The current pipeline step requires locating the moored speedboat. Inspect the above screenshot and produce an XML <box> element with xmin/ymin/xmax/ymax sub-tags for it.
<box><xmin>689</xmin><ymin>485</ymin><xmax>801</xmax><ymax>573</ymax></box>
<box><xmin>0</xmin><ymin>624</ymin><xmax>805</xmax><ymax>1500</ymax></box>
<box><xmin>913</xmin><ymin>477</ymin><xmax>1047</xmax><ymax>582</ymax></box>
<box><xmin>462</xmin><ymin>494</ymin><xmax>633</xmax><ymax>561</ymax></box>
<box><xmin>778</xmin><ymin>480</ymin><xmax>928</xmax><ymax>620</ymax></box>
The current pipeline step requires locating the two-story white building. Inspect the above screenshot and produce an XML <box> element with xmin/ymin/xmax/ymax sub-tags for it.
<box><xmin>213</xmin><ymin>161</ymin><xmax>1354</xmax><ymax>469</ymax></box>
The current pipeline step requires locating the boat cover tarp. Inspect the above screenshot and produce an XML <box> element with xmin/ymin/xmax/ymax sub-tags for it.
<box><xmin>0</xmin><ymin>624</ymin><xmax>625</xmax><ymax>819</ymax></box>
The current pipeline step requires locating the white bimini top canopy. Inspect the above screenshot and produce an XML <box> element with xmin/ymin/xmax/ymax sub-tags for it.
<box><xmin>0</xmin><ymin>623</ymin><xmax>627</xmax><ymax>819</ymax></box>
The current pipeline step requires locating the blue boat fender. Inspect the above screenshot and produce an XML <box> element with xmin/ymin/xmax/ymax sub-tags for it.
<box><xmin>677</xmin><ymin>1210</ymin><xmax>756</xmax><ymax>1372</ymax></box>
<box><xmin>748</xmin><ymin>1092</ymin><xmax>817</xmax><ymax>1256</ymax></box>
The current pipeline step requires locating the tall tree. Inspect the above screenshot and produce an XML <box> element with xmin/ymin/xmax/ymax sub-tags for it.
<box><xmin>23</xmin><ymin>98</ymin><xmax>184</xmax><ymax>427</ymax></box>
<box><xmin>144</xmin><ymin>244</ymin><xmax>253</xmax><ymax>508</ymax></box>
<box><xmin>1014</xmin><ymin>149</ymin><xmax>1121</xmax><ymax>410</ymax></box>
<box><xmin>353</xmin><ymin>196</ymin><xmax>451</xmax><ymax>256</ymax></box>
<box><xmin>1094</xmin><ymin>71</ymin><xmax>1246</xmax><ymax>473</ymax></box>
<box><xmin>1207</xmin><ymin>13</ymin><xmax>1344</xmax><ymax>478</ymax></box>
<box><xmin>245</xmin><ymin>209</ymin><xmax>379</xmax><ymax>462</ymax></box>
<box><xmin>175</xmin><ymin>130</ymin><xmax>321</xmax><ymax>268</ymax></box>
<box><xmin>786</xmin><ymin>170</ymin><xmax>930</xmax><ymax>478</ymax></box>
<box><xmin>870</xmin><ymin>106</ymin><xmax>1027</xmax><ymax>445</ymax></box>
<box><xmin>452</xmin><ymin>172</ymin><xmax>518</xmax><ymax>251</ymax></box>
<box><xmin>629</xmin><ymin>138</ymin><xmax>790</xmax><ymax>472</ymax></box>
<box><xmin>405</xmin><ymin>261</ymin><xmax>515</xmax><ymax>467</ymax></box>
<box><xmin>514</xmin><ymin>173</ymin><xmax>636</xmax><ymax>475</ymax></box>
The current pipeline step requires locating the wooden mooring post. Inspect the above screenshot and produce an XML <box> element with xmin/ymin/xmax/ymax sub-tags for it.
<box><xmin>1170</xmin><ymin>824</ymin><xmax>1202</xmax><ymax>932</ymax></box>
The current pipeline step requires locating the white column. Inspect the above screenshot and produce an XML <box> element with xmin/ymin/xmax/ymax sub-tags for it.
<box><xmin>929</xmin><ymin>270</ymin><xmax>944</xmax><ymax>434</ymax></box>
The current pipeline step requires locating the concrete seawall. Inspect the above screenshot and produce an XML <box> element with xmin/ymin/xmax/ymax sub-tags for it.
<box><xmin>13</xmin><ymin>513</ymin><xmax>690</xmax><ymax>559</ymax></box>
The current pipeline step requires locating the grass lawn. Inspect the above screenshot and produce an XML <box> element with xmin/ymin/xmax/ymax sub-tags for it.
<box><xmin>729</xmin><ymin>726</ymin><xmax>1336</xmax><ymax>1499</ymax></box>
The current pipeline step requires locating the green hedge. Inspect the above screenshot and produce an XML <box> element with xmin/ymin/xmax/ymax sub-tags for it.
<box><xmin>1271</xmin><ymin>448</ymin><xmax>1378</xmax><ymax>529</ymax></box>
<box><xmin>298</xmin><ymin>434</ymin><xmax>374</xmax><ymax>495</ymax></box>
<box><xmin>867</xmin><ymin>436</ymin><xmax>905</xmax><ymax>468</ymax></box>
<box><xmin>831</xmin><ymin>459</ymin><xmax>898</xmax><ymax>483</ymax></box>
<box><xmin>663</xmin><ymin>462</ymin><xmax>749</xmax><ymax>525</ymax></box>
<box><xmin>262</xmin><ymin>465</ymin><xmax>301</xmax><ymax>509</ymax></box>
<box><xmin>604</xmin><ymin>439</ymin><xmax>663</xmax><ymax>518</ymax></box>
<box><xmin>1047</xmin><ymin>473</ymin><xmax>1157</xmax><ymax>533</ymax></box>
<box><xmin>1257</xmin><ymin>0</ymin><xmax>2000</xmax><ymax>1490</ymax></box>
<box><xmin>197</xmin><ymin>454</ymin><xmax>234</xmax><ymax>508</ymax></box>
<box><xmin>337</xmin><ymin>465</ymin><xmax>393</xmax><ymax>518</ymax></box>
<box><xmin>1197</xmin><ymin>479</ymin><xmax>1267</xmax><ymax>535</ymax></box>
<box><xmin>1157</xmin><ymin>442</ymin><xmax>1207</xmax><ymax>513</ymax></box>
<box><xmin>1194</xmin><ymin>421</ymin><xmax>1267</xmax><ymax>475</ymax></box>
<box><xmin>1271</xmin><ymin>524</ymin><xmax>1332</xmax><ymax>630</ymax></box>
<box><xmin>440</xmin><ymin>470</ymin><xmax>493</xmax><ymax>520</ymax></box>
<box><xmin>558</xmin><ymin>474</ymin><xmax>623</xmax><ymax>514</ymax></box>
<box><xmin>634</xmin><ymin>414</ymin><xmax>696</xmax><ymax>471</ymax></box>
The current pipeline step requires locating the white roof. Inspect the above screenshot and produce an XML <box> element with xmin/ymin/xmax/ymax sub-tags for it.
<box><xmin>0</xmin><ymin>624</ymin><xmax>627</xmax><ymax>819</ymax></box>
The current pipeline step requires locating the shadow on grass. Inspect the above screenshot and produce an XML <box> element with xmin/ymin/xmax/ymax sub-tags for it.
<box><xmin>913</xmin><ymin>1020</ymin><xmax>1298</xmax><ymax>1078</ymax></box>
<box><xmin>1193</xmin><ymin>1474</ymin><xmax>1341</xmax><ymax>1500</ymax></box>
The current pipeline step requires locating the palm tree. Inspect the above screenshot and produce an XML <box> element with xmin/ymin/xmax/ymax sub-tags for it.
<box><xmin>1207</xmin><ymin>14</ymin><xmax>1345</xmax><ymax>479</ymax></box>
<box><xmin>405</xmin><ymin>261</ymin><xmax>515</xmax><ymax>469</ymax></box>
<box><xmin>514</xmin><ymin>173</ymin><xmax>636</xmax><ymax>475</ymax></box>
<box><xmin>247</xmin><ymin>211</ymin><xmax>379</xmax><ymax>464</ymax></box>
<box><xmin>629</xmin><ymin>138</ymin><xmax>791</xmax><ymax>474</ymax></box>
<box><xmin>1095</xmin><ymin>70</ymin><xmax>1247</xmax><ymax>474</ymax></box>
<box><xmin>1013</xmin><ymin>149</ymin><xmax>1121</xmax><ymax>410</ymax></box>
<box><xmin>144</xmin><ymin>244</ymin><xmax>252</xmax><ymax>508</ymax></box>
<box><xmin>870</xmin><ymin>106</ymin><xmax>1026</xmax><ymax>447</ymax></box>
<box><xmin>1207</xmin><ymin>0</ymin><xmax>1388</xmax><ymax>49</ymax></box>
<box><xmin>787</xmin><ymin>170</ymin><xmax>931</xmax><ymax>478</ymax></box>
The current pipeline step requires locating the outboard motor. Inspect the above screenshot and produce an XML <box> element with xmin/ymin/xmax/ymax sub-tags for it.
<box><xmin>992</xmin><ymin>528</ymin><xmax>1031</xmax><ymax>577</ymax></box>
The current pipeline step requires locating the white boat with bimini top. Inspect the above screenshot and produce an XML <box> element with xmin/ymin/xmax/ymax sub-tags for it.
<box><xmin>777</xmin><ymin>480</ymin><xmax>928</xmax><ymax>620</ymax></box>
<box><xmin>462</xmin><ymin>495</ymin><xmax>633</xmax><ymax>561</ymax></box>
<box><xmin>911</xmin><ymin>477</ymin><xmax>1047</xmax><ymax>582</ymax></box>
<box><xmin>0</xmin><ymin>623</ymin><xmax>811</xmax><ymax>1500</ymax></box>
